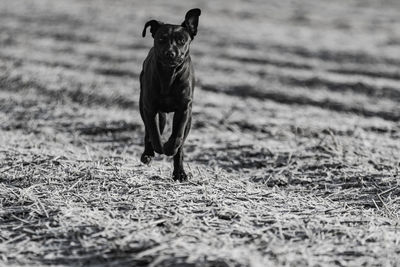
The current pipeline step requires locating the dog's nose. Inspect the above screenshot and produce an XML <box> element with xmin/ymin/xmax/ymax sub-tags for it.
<box><xmin>165</xmin><ymin>51</ymin><xmax>176</xmax><ymax>59</ymax></box>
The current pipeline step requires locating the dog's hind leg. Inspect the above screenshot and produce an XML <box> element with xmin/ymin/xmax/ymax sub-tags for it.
<box><xmin>172</xmin><ymin>116</ymin><xmax>192</xmax><ymax>182</ymax></box>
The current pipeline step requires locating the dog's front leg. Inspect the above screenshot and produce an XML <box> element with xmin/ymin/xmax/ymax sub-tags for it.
<box><xmin>163</xmin><ymin>103</ymin><xmax>191</xmax><ymax>156</ymax></box>
<box><xmin>144</xmin><ymin>109</ymin><xmax>164</xmax><ymax>154</ymax></box>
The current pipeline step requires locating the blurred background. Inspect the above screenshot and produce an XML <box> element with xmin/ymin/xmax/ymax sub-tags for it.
<box><xmin>1</xmin><ymin>0</ymin><xmax>399</xmax><ymax>170</ymax></box>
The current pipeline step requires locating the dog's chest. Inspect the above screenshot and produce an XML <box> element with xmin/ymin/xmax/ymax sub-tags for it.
<box><xmin>157</xmin><ymin>94</ymin><xmax>179</xmax><ymax>112</ymax></box>
<box><xmin>156</xmin><ymin>77</ymin><xmax>185</xmax><ymax>112</ymax></box>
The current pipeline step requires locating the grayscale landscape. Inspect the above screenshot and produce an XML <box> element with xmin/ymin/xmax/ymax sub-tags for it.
<box><xmin>0</xmin><ymin>0</ymin><xmax>399</xmax><ymax>266</ymax></box>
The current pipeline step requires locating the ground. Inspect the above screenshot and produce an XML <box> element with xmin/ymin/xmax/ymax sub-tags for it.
<box><xmin>0</xmin><ymin>0</ymin><xmax>399</xmax><ymax>266</ymax></box>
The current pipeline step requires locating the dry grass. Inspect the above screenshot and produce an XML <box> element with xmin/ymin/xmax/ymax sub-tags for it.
<box><xmin>1</xmin><ymin>0</ymin><xmax>400</xmax><ymax>266</ymax></box>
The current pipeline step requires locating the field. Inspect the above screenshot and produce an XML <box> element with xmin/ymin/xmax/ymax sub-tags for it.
<box><xmin>1</xmin><ymin>0</ymin><xmax>400</xmax><ymax>266</ymax></box>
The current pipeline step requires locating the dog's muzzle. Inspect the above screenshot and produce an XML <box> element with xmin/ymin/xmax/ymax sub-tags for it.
<box><xmin>161</xmin><ymin>53</ymin><xmax>184</xmax><ymax>67</ymax></box>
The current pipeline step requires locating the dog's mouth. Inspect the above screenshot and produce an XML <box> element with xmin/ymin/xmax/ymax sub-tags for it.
<box><xmin>160</xmin><ymin>57</ymin><xmax>184</xmax><ymax>67</ymax></box>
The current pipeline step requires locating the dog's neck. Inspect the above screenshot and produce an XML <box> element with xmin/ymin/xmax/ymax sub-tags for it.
<box><xmin>156</xmin><ymin>57</ymin><xmax>187</xmax><ymax>94</ymax></box>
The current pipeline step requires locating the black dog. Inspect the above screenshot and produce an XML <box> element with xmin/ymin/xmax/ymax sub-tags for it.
<box><xmin>139</xmin><ymin>8</ymin><xmax>201</xmax><ymax>182</ymax></box>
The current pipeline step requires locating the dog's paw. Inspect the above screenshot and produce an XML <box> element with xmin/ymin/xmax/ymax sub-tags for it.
<box><xmin>140</xmin><ymin>153</ymin><xmax>153</xmax><ymax>165</ymax></box>
<box><xmin>172</xmin><ymin>169</ymin><xmax>188</xmax><ymax>182</ymax></box>
<box><xmin>163</xmin><ymin>138</ymin><xmax>182</xmax><ymax>156</ymax></box>
<box><xmin>152</xmin><ymin>145</ymin><xmax>164</xmax><ymax>155</ymax></box>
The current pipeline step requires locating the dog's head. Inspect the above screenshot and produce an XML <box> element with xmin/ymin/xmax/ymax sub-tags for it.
<box><xmin>142</xmin><ymin>8</ymin><xmax>201</xmax><ymax>67</ymax></box>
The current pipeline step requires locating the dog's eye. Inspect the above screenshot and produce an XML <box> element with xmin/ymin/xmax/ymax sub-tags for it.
<box><xmin>177</xmin><ymin>39</ymin><xmax>186</xmax><ymax>45</ymax></box>
<box><xmin>158</xmin><ymin>37</ymin><xmax>167</xmax><ymax>43</ymax></box>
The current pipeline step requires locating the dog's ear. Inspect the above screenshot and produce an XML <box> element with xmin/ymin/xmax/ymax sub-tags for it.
<box><xmin>181</xmin><ymin>8</ymin><xmax>201</xmax><ymax>38</ymax></box>
<box><xmin>142</xmin><ymin>20</ymin><xmax>163</xmax><ymax>38</ymax></box>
